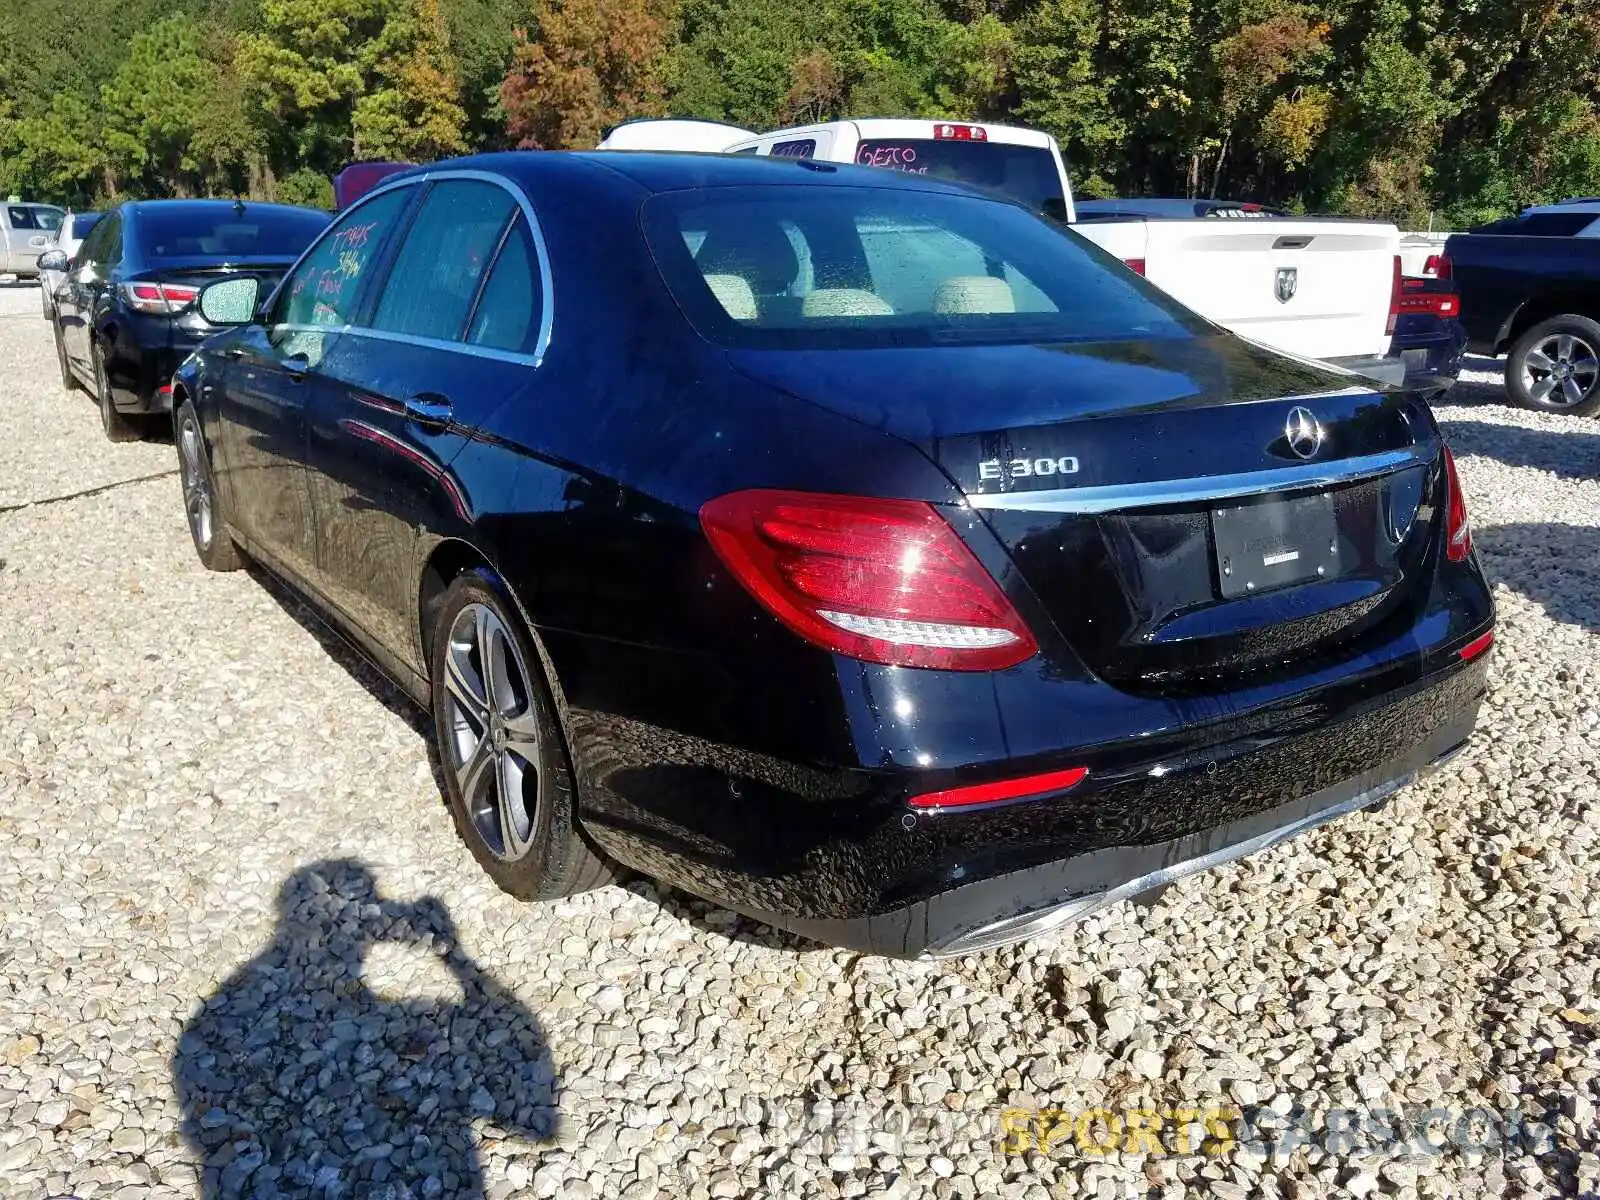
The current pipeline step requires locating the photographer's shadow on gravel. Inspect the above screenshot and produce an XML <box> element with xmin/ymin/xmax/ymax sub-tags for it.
<box><xmin>173</xmin><ymin>859</ymin><xmax>561</xmax><ymax>1199</ymax></box>
<box><xmin>1475</xmin><ymin>523</ymin><xmax>1600</xmax><ymax>633</ymax></box>
<box><xmin>1442</xmin><ymin>419</ymin><xmax>1600</xmax><ymax>482</ymax></box>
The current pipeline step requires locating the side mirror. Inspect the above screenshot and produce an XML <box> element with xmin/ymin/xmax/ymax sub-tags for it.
<box><xmin>36</xmin><ymin>249</ymin><xmax>68</xmax><ymax>273</ymax></box>
<box><xmin>198</xmin><ymin>276</ymin><xmax>261</xmax><ymax>326</ymax></box>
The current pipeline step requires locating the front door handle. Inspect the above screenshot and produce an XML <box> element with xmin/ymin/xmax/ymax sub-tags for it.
<box><xmin>404</xmin><ymin>392</ymin><xmax>454</xmax><ymax>431</ymax></box>
<box><xmin>281</xmin><ymin>352</ymin><xmax>310</xmax><ymax>381</ymax></box>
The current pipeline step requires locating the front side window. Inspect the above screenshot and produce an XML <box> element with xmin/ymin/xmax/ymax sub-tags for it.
<box><xmin>276</xmin><ymin>187</ymin><xmax>412</xmax><ymax>329</ymax></box>
<box><xmin>373</xmin><ymin>180</ymin><xmax>519</xmax><ymax>343</ymax></box>
<box><xmin>646</xmin><ymin>186</ymin><xmax>1200</xmax><ymax>350</ymax></box>
<box><xmin>9</xmin><ymin>205</ymin><xmax>62</xmax><ymax>232</ymax></box>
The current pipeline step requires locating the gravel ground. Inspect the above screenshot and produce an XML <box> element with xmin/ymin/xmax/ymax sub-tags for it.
<box><xmin>1</xmin><ymin>284</ymin><xmax>1597</xmax><ymax>1200</ymax></box>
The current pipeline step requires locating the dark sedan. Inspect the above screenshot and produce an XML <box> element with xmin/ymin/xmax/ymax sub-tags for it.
<box><xmin>42</xmin><ymin>199</ymin><xmax>330</xmax><ymax>440</ymax></box>
<box><xmin>171</xmin><ymin>153</ymin><xmax>1495</xmax><ymax>959</ymax></box>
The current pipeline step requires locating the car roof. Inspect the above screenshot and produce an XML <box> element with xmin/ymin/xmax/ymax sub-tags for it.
<box><xmin>382</xmin><ymin>149</ymin><xmax>990</xmax><ymax>202</ymax></box>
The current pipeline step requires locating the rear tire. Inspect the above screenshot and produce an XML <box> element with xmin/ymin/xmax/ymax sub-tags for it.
<box><xmin>1505</xmin><ymin>314</ymin><xmax>1600</xmax><ymax>417</ymax></box>
<box><xmin>175</xmin><ymin>402</ymin><xmax>243</xmax><ymax>572</ymax></box>
<box><xmin>429</xmin><ymin>570</ymin><xmax>616</xmax><ymax>900</ymax></box>
<box><xmin>93</xmin><ymin>342</ymin><xmax>139</xmax><ymax>442</ymax></box>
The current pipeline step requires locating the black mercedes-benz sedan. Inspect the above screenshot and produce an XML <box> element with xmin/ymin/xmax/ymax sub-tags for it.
<box><xmin>171</xmin><ymin>152</ymin><xmax>1495</xmax><ymax>958</ymax></box>
<box><xmin>42</xmin><ymin>199</ymin><xmax>330</xmax><ymax>440</ymax></box>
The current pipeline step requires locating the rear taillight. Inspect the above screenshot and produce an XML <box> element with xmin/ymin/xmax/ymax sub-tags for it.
<box><xmin>122</xmin><ymin>282</ymin><xmax>199</xmax><ymax>315</ymax></box>
<box><xmin>1396</xmin><ymin>291</ymin><xmax>1460</xmax><ymax>318</ymax></box>
<box><xmin>1385</xmin><ymin>254</ymin><xmax>1402</xmax><ymax>336</ymax></box>
<box><xmin>1423</xmin><ymin>253</ymin><xmax>1451</xmax><ymax>280</ymax></box>
<box><xmin>1443</xmin><ymin>447</ymin><xmax>1472</xmax><ymax>561</ymax></box>
<box><xmin>699</xmin><ymin>489</ymin><xmax>1038</xmax><ymax>671</ymax></box>
<box><xmin>1123</xmin><ymin>258</ymin><xmax>1146</xmax><ymax>276</ymax></box>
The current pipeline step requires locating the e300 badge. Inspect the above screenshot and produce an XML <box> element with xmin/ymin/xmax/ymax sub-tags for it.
<box><xmin>977</xmin><ymin>456</ymin><xmax>1080</xmax><ymax>482</ymax></box>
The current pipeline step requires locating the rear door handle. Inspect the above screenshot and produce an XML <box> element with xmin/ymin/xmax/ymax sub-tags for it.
<box><xmin>404</xmin><ymin>392</ymin><xmax>454</xmax><ymax>431</ymax></box>
<box><xmin>282</xmin><ymin>352</ymin><xmax>310</xmax><ymax>381</ymax></box>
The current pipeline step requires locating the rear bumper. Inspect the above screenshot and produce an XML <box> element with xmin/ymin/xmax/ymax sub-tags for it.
<box><xmin>574</xmin><ymin>628</ymin><xmax>1491</xmax><ymax>957</ymax></box>
<box><xmin>1391</xmin><ymin>319</ymin><xmax>1467</xmax><ymax>396</ymax></box>
<box><xmin>1324</xmin><ymin>353</ymin><xmax>1407</xmax><ymax>388</ymax></box>
<box><xmin>792</xmin><ymin>698</ymin><xmax>1478</xmax><ymax>958</ymax></box>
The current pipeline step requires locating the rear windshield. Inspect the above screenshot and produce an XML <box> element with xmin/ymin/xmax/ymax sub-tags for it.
<box><xmin>9</xmin><ymin>205</ymin><xmax>63</xmax><ymax>232</ymax></box>
<box><xmin>138</xmin><ymin>206</ymin><xmax>331</xmax><ymax>261</ymax></box>
<box><xmin>644</xmin><ymin>185</ymin><xmax>1202</xmax><ymax>351</ymax></box>
<box><xmin>853</xmin><ymin>140</ymin><xmax>1065</xmax><ymax>212</ymax></box>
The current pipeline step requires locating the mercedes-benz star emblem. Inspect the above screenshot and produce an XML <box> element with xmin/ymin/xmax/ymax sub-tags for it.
<box><xmin>1285</xmin><ymin>406</ymin><xmax>1322</xmax><ymax>460</ymax></box>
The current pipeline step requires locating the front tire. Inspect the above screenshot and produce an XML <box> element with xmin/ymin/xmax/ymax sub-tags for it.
<box><xmin>1506</xmin><ymin>314</ymin><xmax>1600</xmax><ymax>417</ymax></box>
<box><xmin>93</xmin><ymin>341</ymin><xmax>139</xmax><ymax>442</ymax></box>
<box><xmin>52</xmin><ymin>320</ymin><xmax>73</xmax><ymax>391</ymax></box>
<box><xmin>175</xmin><ymin>402</ymin><xmax>242</xmax><ymax>572</ymax></box>
<box><xmin>429</xmin><ymin>570</ymin><xmax>615</xmax><ymax>899</ymax></box>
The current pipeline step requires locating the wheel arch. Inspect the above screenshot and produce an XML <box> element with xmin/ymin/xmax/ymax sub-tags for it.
<box><xmin>1499</xmin><ymin>290</ymin><xmax>1600</xmax><ymax>354</ymax></box>
<box><xmin>415</xmin><ymin>536</ymin><xmax>572</xmax><ymax>721</ymax></box>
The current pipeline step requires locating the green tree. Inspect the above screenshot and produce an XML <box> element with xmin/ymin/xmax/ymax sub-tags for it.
<box><xmin>101</xmin><ymin>15</ymin><xmax>213</xmax><ymax>196</ymax></box>
<box><xmin>354</xmin><ymin>0</ymin><xmax>470</xmax><ymax>160</ymax></box>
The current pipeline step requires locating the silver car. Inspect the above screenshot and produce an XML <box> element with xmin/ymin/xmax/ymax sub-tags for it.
<box><xmin>1</xmin><ymin>202</ymin><xmax>66</xmax><ymax>283</ymax></box>
<box><xmin>37</xmin><ymin>210</ymin><xmax>102</xmax><ymax>318</ymax></box>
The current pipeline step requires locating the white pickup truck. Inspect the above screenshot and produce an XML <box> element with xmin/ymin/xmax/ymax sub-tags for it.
<box><xmin>597</xmin><ymin>117</ymin><xmax>1406</xmax><ymax>384</ymax></box>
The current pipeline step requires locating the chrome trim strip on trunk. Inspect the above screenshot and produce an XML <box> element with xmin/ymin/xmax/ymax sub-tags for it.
<box><xmin>963</xmin><ymin>446</ymin><xmax>1427</xmax><ymax>515</ymax></box>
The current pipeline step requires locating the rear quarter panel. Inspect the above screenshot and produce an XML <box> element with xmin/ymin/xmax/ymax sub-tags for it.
<box><xmin>1446</xmin><ymin>233</ymin><xmax>1600</xmax><ymax>353</ymax></box>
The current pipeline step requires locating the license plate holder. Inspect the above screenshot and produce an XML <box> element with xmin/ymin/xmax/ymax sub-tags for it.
<box><xmin>1212</xmin><ymin>491</ymin><xmax>1341</xmax><ymax>599</ymax></box>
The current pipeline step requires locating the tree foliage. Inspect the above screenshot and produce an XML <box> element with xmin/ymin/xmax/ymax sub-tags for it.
<box><xmin>501</xmin><ymin>0</ymin><xmax>678</xmax><ymax>149</ymax></box>
<box><xmin>0</xmin><ymin>0</ymin><xmax>1595</xmax><ymax>222</ymax></box>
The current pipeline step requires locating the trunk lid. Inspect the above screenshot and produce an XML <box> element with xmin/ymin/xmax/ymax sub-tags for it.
<box><xmin>728</xmin><ymin>334</ymin><xmax>1442</xmax><ymax>689</ymax></box>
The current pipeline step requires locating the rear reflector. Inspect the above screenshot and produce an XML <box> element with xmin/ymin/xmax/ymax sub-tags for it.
<box><xmin>700</xmin><ymin>489</ymin><xmax>1037</xmax><ymax>671</ymax></box>
<box><xmin>1443</xmin><ymin>447</ymin><xmax>1473</xmax><ymax>561</ymax></box>
<box><xmin>909</xmin><ymin>765</ymin><xmax>1088</xmax><ymax>811</ymax></box>
<box><xmin>933</xmin><ymin>123</ymin><xmax>987</xmax><ymax>141</ymax></box>
<box><xmin>1458</xmin><ymin>630</ymin><xmax>1494</xmax><ymax>661</ymax></box>
<box><xmin>1123</xmin><ymin>258</ymin><xmax>1146</xmax><ymax>276</ymax></box>
<box><xmin>1423</xmin><ymin>253</ymin><xmax>1452</xmax><ymax>280</ymax></box>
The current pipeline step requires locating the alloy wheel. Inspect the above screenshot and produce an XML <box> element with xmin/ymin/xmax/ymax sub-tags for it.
<box><xmin>442</xmin><ymin>602</ymin><xmax>541</xmax><ymax>861</ymax></box>
<box><xmin>178</xmin><ymin>416</ymin><xmax>213</xmax><ymax>550</ymax></box>
<box><xmin>1522</xmin><ymin>333</ymin><xmax>1600</xmax><ymax>407</ymax></box>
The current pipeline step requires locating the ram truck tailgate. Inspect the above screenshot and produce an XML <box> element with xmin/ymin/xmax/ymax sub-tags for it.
<box><xmin>1076</xmin><ymin>218</ymin><xmax>1400</xmax><ymax>365</ymax></box>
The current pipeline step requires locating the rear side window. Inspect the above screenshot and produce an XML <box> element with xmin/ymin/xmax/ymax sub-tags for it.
<box><xmin>467</xmin><ymin>217</ymin><xmax>542</xmax><ymax>353</ymax></box>
<box><xmin>373</xmin><ymin>180</ymin><xmax>518</xmax><ymax>342</ymax></box>
<box><xmin>853</xmin><ymin>140</ymin><xmax>1064</xmax><ymax>212</ymax></box>
<box><xmin>139</xmin><ymin>206</ymin><xmax>330</xmax><ymax>261</ymax></box>
<box><xmin>645</xmin><ymin>186</ymin><xmax>1199</xmax><ymax>350</ymax></box>
<box><xmin>770</xmin><ymin>140</ymin><xmax>816</xmax><ymax>159</ymax></box>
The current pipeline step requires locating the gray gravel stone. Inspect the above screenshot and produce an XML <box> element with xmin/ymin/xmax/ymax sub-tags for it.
<box><xmin>1</xmin><ymin>296</ymin><xmax>1596</xmax><ymax>1200</ymax></box>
